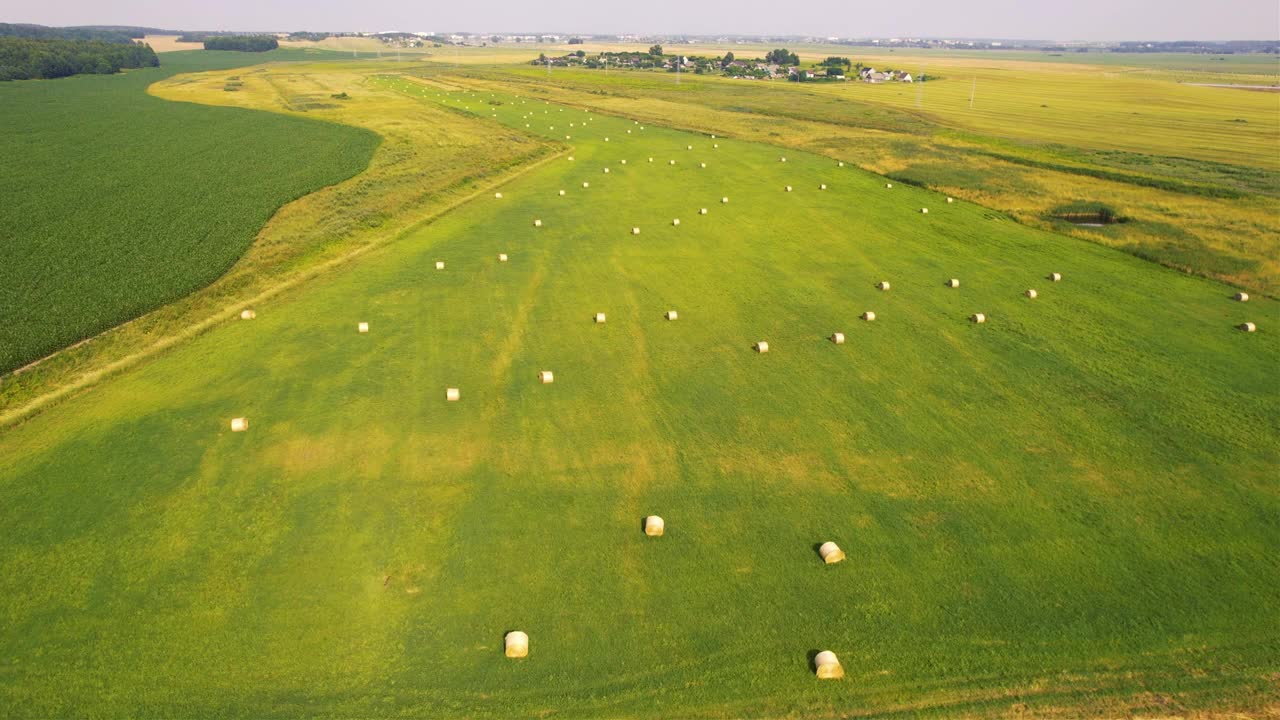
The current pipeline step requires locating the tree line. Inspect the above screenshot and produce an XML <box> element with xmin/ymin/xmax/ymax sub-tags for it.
<box><xmin>0</xmin><ymin>36</ymin><xmax>158</xmax><ymax>81</ymax></box>
<box><xmin>201</xmin><ymin>35</ymin><xmax>279</xmax><ymax>52</ymax></box>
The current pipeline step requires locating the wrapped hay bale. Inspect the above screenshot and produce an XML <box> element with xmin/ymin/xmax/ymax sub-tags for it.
<box><xmin>814</xmin><ymin>650</ymin><xmax>844</xmax><ymax>679</ymax></box>
<box><xmin>754</xmin><ymin>341</ymin><xmax>770</xmax><ymax>353</ymax></box>
<box><xmin>603</xmin><ymin>167</ymin><xmax>610</xmax><ymax>174</ymax></box>
<box><xmin>947</xmin><ymin>278</ymin><xmax>960</xmax><ymax>288</ymax></box>
<box><xmin>1025</xmin><ymin>289</ymin><xmax>1038</xmax><ymax>299</ymax></box>
<box><xmin>644</xmin><ymin>516</ymin><xmax>665</xmax><ymax>536</ymax></box>
<box><xmin>886</xmin><ymin>183</ymin><xmax>893</xmax><ymax>188</ymax></box>
<box><xmin>861</xmin><ymin>311</ymin><xmax>876</xmax><ymax>321</ymax></box>
<box><xmin>921</xmin><ymin>208</ymin><xmax>929</xmax><ymax>214</ymax></box>
<box><xmin>786</xmin><ymin>186</ymin><xmax>793</xmax><ymax>192</ymax></box>
<box><xmin>818</xmin><ymin>541</ymin><xmax>845</xmax><ymax>564</ymax></box>
<box><xmin>494</xmin><ymin>192</ymin><xmax>503</xmax><ymax>199</ymax></box>
<box><xmin>665</xmin><ymin>310</ymin><xmax>679</xmax><ymax>320</ymax></box>
<box><xmin>721</xmin><ymin>197</ymin><xmax>729</xmax><ymax>203</ymax></box>
<box><xmin>672</xmin><ymin>219</ymin><xmax>680</xmax><ymax>226</ymax></box>
<box><xmin>621</xmin><ymin>159</ymin><xmax>627</xmax><ymax>164</ymax></box>
<box><xmin>534</xmin><ymin>219</ymin><xmax>543</xmax><ymax>227</ymax></box>
<box><xmin>971</xmin><ymin>313</ymin><xmax>987</xmax><ymax>323</ymax></box>
<box><xmin>947</xmin><ymin>197</ymin><xmax>954</xmax><ymax>203</ymax></box>
<box><xmin>877</xmin><ymin>281</ymin><xmax>890</xmax><ymax>291</ymax></box>
<box><xmin>435</xmin><ymin>261</ymin><xmax>445</xmax><ymax>270</ymax></box>
<box><xmin>1235</xmin><ymin>292</ymin><xmax>1249</xmax><ymax>302</ymax></box>
<box><xmin>358</xmin><ymin>322</ymin><xmax>369</xmax><ymax>333</ymax></box>
<box><xmin>583</xmin><ymin>182</ymin><xmax>590</xmax><ymax>188</ymax></box>
<box><xmin>669</xmin><ymin>160</ymin><xmax>676</xmax><ymax>165</ymax></box>
<box><xmin>539</xmin><ymin>370</ymin><xmax>555</xmax><ymax>384</ymax></box>
<box><xmin>700</xmin><ymin>208</ymin><xmax>708</xmax><ymax>215</ymax></box>
<box><xmin>594</xmin><ymin>313</ymin><xmax>606</xmax><ymax>324</ymax></box>
<box><xmin>499</xmin><ymin>253</ymin><xmax>509</xmax><ymax>262</ymax></box>
<box><xmin>820</xmin><ymin>184</ymin><xmax>827</xmax><ymax>190</ymax></box>
<box><xmin>632</xmin><ymin>227</ymin><xmax>641</xmax><ymax>235</ymax></box>
<box><xmin>700</xmin><ymin>163</ymin><xmax>707</xmax><ymax>168</ymax></box>
<box><xmin>830</xmin><ymin>333</ymin><xmax>845</xmax><ymax>345</ymax></box>
<box><xmin>1239</xmin><ymin>322</ymin><xmax>1257</xmax><ymax>332</ymax></box>
<box><xmin>446</xmin><ymin>388</ymin><xmax>460</xmax><ymax>402</ymax></box>
<box><xmin>1049</xmin><ymin>272</ymin><xmax>1062</xmax><ymax>282</ymax></box>
<box><xmin>780</xmin><ymin>156</ymin><xmax>787</xmax><ymax>162</ymax></box>
<box><xmin>504</xmin><ymin>631</ymin><xmax>529</xmax><ymax>658</ymax></box>
<box><xmin>240</xmin><ymin>309</ymin><xmax>256</xmax><ymax>320</ymax></box>
<box><xmin>559</xmin><ymin>190</ymin><xmax>566</xmax><ymax>196</ymax></box>
<box><xmin>230</xmin><ymin>417</ymin><xmax>249</xmax><ymax>432</ymax></box>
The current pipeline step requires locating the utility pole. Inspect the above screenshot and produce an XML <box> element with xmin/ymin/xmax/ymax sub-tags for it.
<box><xmin>969</xmin><ymin>77</ymin><xmax>976</xmax><ymax>109</ymax></box>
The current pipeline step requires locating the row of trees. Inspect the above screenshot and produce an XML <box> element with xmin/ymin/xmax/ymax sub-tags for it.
<box><xmin>202</xmin><ymin>35</ymin><xmax>278</xmax><ymax>52</ymax></box>
<box><xmin>0</xmin><ymin>23</ymin><xmax>152</xmax><ymax>43</ymax></box>
<box><xmin>0</xmin><ymin>36</ymin><xmax>158</xmax><ymax>81</ymax></box>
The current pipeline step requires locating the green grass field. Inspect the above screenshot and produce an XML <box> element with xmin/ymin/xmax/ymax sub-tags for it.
<box><xmin>1</xmin><ymin>84</ymin><xmax>1276</xmax><ymax>717</ymax></box>
<box><xmin>0</xmin><ymin>49</ymin><xmax>379</xmax><ymax>373</ymax></box>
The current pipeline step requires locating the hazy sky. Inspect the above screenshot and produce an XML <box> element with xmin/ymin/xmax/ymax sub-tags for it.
<box><xmin>6</xmin><ymin>0</ymin><xmax>1279</xmax><ymax>41</ymax></box>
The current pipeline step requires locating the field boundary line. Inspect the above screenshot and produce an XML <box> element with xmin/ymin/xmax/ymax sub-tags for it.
<box><xmin>0</xmin><ymin>147</ymin><xmax>569</xmax><ymax>430</ymax></box>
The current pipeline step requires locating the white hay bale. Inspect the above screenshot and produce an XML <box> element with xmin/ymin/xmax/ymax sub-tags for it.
<box><xmin>594</xmin><ymin>313</ymin><xmax>607</xmax><ymax>324</ymax></box>
<box><xmin>780</xmin><ymin>156</ymin><xmax>787</xmax><ymax>162</ymax></box>
<box><xmin>830</xmin><ymin>333</ymin><xmax>845</xmax><ymax>345</ymax></box>
<box><xmin>947</xmin><ymin>197</ymin><xmax>954</xmax><ymax>203</ymax></box>
<box><xmin>711</xmin><ymin>134</ymin><xmax>716</xmax><ymax>138</ymax></box>
<box><xmin>568</xmin><ymin>156</ymin><xmax>574</xmax><ymax>161</ymax></box>
<box><xmin>665</xmin><ymin>310</ymin><xmax>679</xmax><ymax>320</ymax></box>
<box><xmin>240</xmin><ymin>309</ymin><xmax>256</xmax><ymax>320</ymax></box>
<box><xmin>1025</xmin><ymin>289</ymin><xmax>1038</xmax><ymax>299</ymax></box>
<box><xmin>947</xmin><ymin>278</ymin><xmax>960</xmax><ymax>288</ymax></box>
<box><xmin>687</xmin><ymin>145</ymin><xmax>693</xmax><ymax>150</ymax></box>
<box><xmin>644</xmin><ymin>515</ymin><xmax>665</xmax><ymax>536</ymax></box>
<box><xmin>921</xmin><ymin>208</ymin><xmax>929</xmax><ymax>214</ymax></box>
<box><xmin>583</xmin><ymin>182</ymin><xmax>590</xmax><ymax>188</ymax></box>
<box><xmin>505</xmin><ymin>631</ymin><xmax>529</xmax><ymax>658</ymax></box>
<box><xmin>818</xmin><ymin>541</ymin><xmax>845</xmax><ymax>564</ymax></box>
<box><xmin>499</xmin><ymin>253</ymin><xmax>508</xmax><ymax>262</ymax></box>
<box><xmin>700</xmin><ymin>162</ymin><xmax>706</xmax><ymax>168</ymax></box>
<box><xmin>1049</xmin><ymin>272</ymin><xmax>1062</xmax><ymax>282</ymax></box>
<box><xmin>838</xmin><ymin>161</ymin><xmax>845</xmax><ymax>167</ymax></box>
<box><xmin>565</xmin><ymin>135</ymin><xmax>571</xmax><ymax>139</ymax></box>
<box><xmin>648</xmin><ymin>157</ymin><xmax>654</xmax><ymax>162</ymax></box>
<box><xmin>877</xmin><ymin>281</ymin><xmax>891</xmax><ymax>291</ymax></box>
<box><xmin>861</xmin><ymin>311</ymin><xmax>876</xmax><ymax>321</ymax></box>
<box><xmin>559</xmin><ymin>190</ymin><xmax>566</xmax><ymax>196</ymax></box>
<box><xmin>632</xmin><ymin>227</ymin><xmax>641</xmax><ymax>235</ymax></box>
<box><xmin>754</xmin><ymin>341</ymin><xmax>769</xmax><ymax>353</ymax></box>
<box><xmin>539</xmin><ymin>370</ymin><xmax>555</xmax><ymax>384</ymax></box>
<box><xmin>785</xmin><ymin>186</ymin><xmax>793</xmax><ymax>192</ymax></box>
<box><xmin>820</xmin><ymin>184</ymin><xmax>827</xmax><ymax>190</ymax></box>
<box><xmin>603</xmin><ymin>167</ymin><xmax>610</xmax><ymax>174</ymax></box>
<box><xmin>435</xmin><ymin>261</ymin><xmax>445</xmax><ymax>270</ymax></box>
<box><xmin>672</xmin><ymin>219</ymin><xmax>680</xmax><ymax>226</ymax></box>
<box><xmin>534</xmin><ymin>219</ymin><xmax>542</xmax><ymax>227</ymax></box>
<box><xmin>494</xmin><ymin>192</ymin><xmax>503</xmax><ymax>199</ymax></box>
<box><xmin>669</xmin><ymin>160</ymin><xmax>676</xmax><ymax>165</ymax></box>
<box><xmin>446</xmin><ymin>388</ymin><xmax>460</xmax><ymax>402</ymax></box>
<box><xmin>621</xmin><ymin>159</ymin><xmax>627</xmax><ymax>164</ymax></box>
<box><xmin>886</xmin><ymin>183</ymin><xmax>893</xmax><ymax>188</ymax></box>
<box><xmin>1234</xmin><ymin>292</ymin><xmax>1249</xmax><ymax>302</ymax></box>
<box><xmin>713</xmin><ymin>143</ymin><xmax>718</xmax><ymax>148</ymax></box>
<box><xmin>358</xmin><ymin>322</ymin><xmax>369</xmax><ymax>334</ymax></box>
<box><xmin>814</xmin><ymin>650</ymin><xmax>844</xmax><ymax>679</ymax></box>
<box><xmin>1239</xmin><ymin>322</ymin><xmax>1257</xmax><ymax>332</ymax></box>
<box><xmin>971</xmin><ymin>313</ymin><xmax>987</xmax><ymax>323</ymax></box>
<box><xmin>605</xmin><ymin>137</ymin><xmax>610</xmax><ymax>142</ymax></box>
<box><xmin>230</xmin><ymin>417</ymin><xmax>249</xmax><ymax>432</ymax></box>
<box><xmin>721</xmin><ymin>197</ymin><xmax>729</xmax><ymax>203</ymax></box>
<box><xmin>700</xmin><ymin>208</ymin><xmax>708</xmax><ymax>215</ymax></box>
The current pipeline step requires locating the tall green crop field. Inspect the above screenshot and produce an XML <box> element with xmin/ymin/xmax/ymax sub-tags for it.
<box><xmin>0</xmin><ymin>85</ymin><xmax>1275</xmax><ymax>717</ymax></box>
<box><xmin>0</xmin><ymin>49</ymin><xmax>379</xmax><ymax>373</ymax></box>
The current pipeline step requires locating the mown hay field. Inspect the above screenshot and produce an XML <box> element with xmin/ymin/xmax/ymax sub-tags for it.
<box><xmin>0</xmin><ymin>82</ymin><xmax>1275</xmax><ymax>718</ymax></box>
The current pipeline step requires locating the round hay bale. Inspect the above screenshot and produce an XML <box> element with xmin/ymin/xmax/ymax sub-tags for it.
<box><xmin>583</xmin><ymin>182</ymin><xmax>590</xmax><ymax>188</ymax></box>
<box><xmin>886</xmin><ymin>183</ymin><xmax>893</xmax><ymax>188</ymax></box>
<box><xmin>594</xmin><ymin>313</ymin><xmax>607</xmax><ymax>324</ymax></box>
<box><xmin>861</xmin><ymin>311</ymin><xmax>876</xmax><ymax>321</ymax></box>
<box><xmin>1235</xmin><ymin>292</ymin><xmax>1250</xmax><ymax>302</ymax></box>
<box><xmin>947</xmin><ymin>278</ymin><xmax>960</xmax><ymax>288</ymax></box>
<box><xmin>687</xmin><ymin>145</ymin><xmax>693</xmax><ymax>150</ymax></box>
<box><xmin>499</xmin><ymin>253</ymin><xmax>509</xmax><ymax>262</ymax></box>
<box><xmin>839</xmin><ymin>161</ymin><xmax>845</xmax><ymax>167</ymax></box>
<box><xmin>818</xmin><ymin>541</ymin><xmax>845</xmax><ymax>563</ymax></box>
<box><xmin>830</xmin><ymin>332</ymin><xmax>845</xmax><ymax>345</ymax></box>
<box><xmin>534</xmin><ymin>219</ymin><xmax>543</xmax><ymax>227</ymax></box>
<box><xmin>603</xmin><ymin>167</ymin><xmax>610</xmax><ymax>174</ymax></box>
<box><xmin>877</xmin><ymin>281</ymin><xmax>891</xmax><ymax>291</ymax></box>
<box><xmin>700</xmin><ymin>208</ymin><xmax>708</xmax><ymax>215</ymax></box>
<box><xmin>1049</xmin><ymin>272</ymin><xmax>1062</xmax><ymax>282</ymax></box>
<box><xmin>814</xmin><ymin>651</ymin><xmax>844</xmax><ymax>679</ymax></box>
<box><xmin>971</xmin><ymin>313</ymin><xmax>987</xmax><ymax>323</ymax></box>
<box><xmin>358</xmin><ymin>322</ymin><xmax>369</xmax><ymax>334</ymax></box>
<box><xmin>946</xmin><ymin>197</ymin><xmax>954</xmax><ymax>203</ymax></box>
<box><xmin>627</xmin><ymin>129</ymin><xmax>631</xmax><ymax>133</ymax></box>
<box><xmin>230</xmin><ymin>417</ymin><xmax>249</xmax><ymax>432</ymax></box>
<box><xmin>632</xmin><ymin>227</ymin><xmax>641</xmax><ymax>235</ymax></box>
<box><xmin>700</xmin><ymin>162</ymin><xmax>706</xmax><ymax>168</ymax></box>
<box><xmin>669</xmin><ymin>160</ymin><xmax>676</xmax><ymax>165</ymax></box>
<box><xmin>504</xmin><ymin>631</ymin><xmax>529</xmax><ymax>658</ymax></box>
<box><xmin>621</xmin><ymin>159</ymin><xmax>627</xmax><ymax>164</ymax></box>
<box><xmin>435</xmin><ymin>261</ymin><xmax>445</xmax><ymax>270</ymax></box>
<box><xmin>559</xmin><ymin>190</ymin><xmax>566</xmax><ymax>196</ymax></box>
<box><xmin>820</xmin><ymin>184</ymin><xmax>827</xmax><ymax>190</ymax></box>
<box><xmin>785</xmin><ymin>185</ymin><xmax>793</xmax><ymax>192</ymax></box>
<box><xmin>721</xmin><ymin>197</ymin><xmax>729</xmax><ymax>203</ymax></box>
<box><xmin>1025</xmin><ymin>289</ymin><xmax>1038</xmax><ymax>299</ymax></box>
<box><xmin>539</xmin><ymin>370</ymin><xmax>555</xmax><ymax>384</ymax></box>
<box><xmin>672</xmin><ymin>218</ymin><xmax>680</xmax><ymax>226</ymax></box>
<box><xmin>665</xmin><ymin>310</ymin><xmax>679</xmax><ymax>320</ymax></box>
<box><xmin>713</xmin><ymin>143</ymin><xmax>719</xmax><ymax>148</ymax></box>
<box><xmin>494</xmin><ymin>192</ymin><xmax>503</xmax><ymax>199</ymax></box>
<box><xmin>1239</xmin><ymin>322</ymin><xmax>1257</xmax><ymax>332</ymax></box>
<box><xmin>648</xmin><ymin>157</ymin><xmax>654</xmax><ymax>162</ymax></box>
<box><xmin>240</xmin><ymin>309</ymin><xmax>256</xmax><ymax>320</ymax></box>
<box><xmin>754</xmin><ymin>341</ymin><xmax>770</xmax><ymax>353</ymax></box>
<box><xmin>568</xmin><ymin>156</ymin><xmax>574</xmax><ymax>161</ymax></box>
<box><xmin>644</xmin><ymin>515</ymin><xmax>665</xmax><ymax>536</ymax></box>
<box><xmin>605</xmin><ymin>137</ymin><xmax>610</xmax><ymax>142</ymax></box>
<box><xmin>711</xmin><ymin>134</ymin><xmax>716</xmax><ymax>138</ymax></box>
<box><xmin>446</xmin><ymin>388</ymin><xmax>460</xmax><ymax>402</ymax></box>
<box><xmin>780</xmin><ymin>156</ymin><xmax>787</xmax><ymax>162</ymax></box>
<box><xmin>565</xmin><ymin>135</ymin><xmax>570</xmax><ymax>139</ymax></box>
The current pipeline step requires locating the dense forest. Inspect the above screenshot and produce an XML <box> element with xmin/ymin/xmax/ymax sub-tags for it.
<box><xmin>202</xmin><ymin>35</ymin><xmax>279</xmax><ymax>52</ymax></box>
<box><xmin>0</xmin><ymin>23</ymin><xmax>161</xmax><ymax>43</ymax></box>
<box><xmin>0</xmin><ymin>36</ymin><xmax>158</xmax><ymax>81</ymax></box>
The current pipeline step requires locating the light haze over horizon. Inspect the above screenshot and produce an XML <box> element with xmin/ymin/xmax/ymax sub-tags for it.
<box><xmin>5</xmin><ymin>0</ymin><xmax>1279</xmax><ymax>41</ymax></box>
